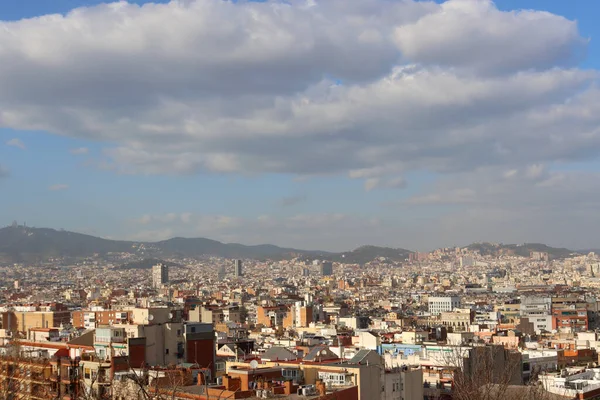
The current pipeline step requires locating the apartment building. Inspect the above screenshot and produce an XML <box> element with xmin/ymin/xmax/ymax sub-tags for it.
<box><xmin>428</xmin><ymin>296</ymin><xmax>460</xmax><ymax>315</ymax></box>
<box><xmin>1</xmin><ymin>309</ymin><xmax>71</xmax><ymax>333</ymax></box>
<box><xmin>72</xmin><ymin>310</ymin><xmax>132</xmax><ymax>329</ymax></box>
<box><xmin>552</xmin><ymin>296</ymin><xmax>589</xmax><ymax>332</ymax></box>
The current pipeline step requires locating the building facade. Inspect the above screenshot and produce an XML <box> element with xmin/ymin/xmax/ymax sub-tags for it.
<box><xmin>152</xmin><ymin>263</ymin><xmax>168</xmax><ymax>289</ymax></box>
<box><xmin>428</xmin><ymin>296</ymin><xmax>460</xmax><ymax>315</ymax></box>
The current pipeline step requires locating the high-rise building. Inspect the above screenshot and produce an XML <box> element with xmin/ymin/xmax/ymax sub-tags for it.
<box><xmin>217</xmin><ymin>265</ymin><xmax>226</xmax><ymax>281</ymax></box>
<box><xmin>320</xmin><ymin>261</ymin><xmax>333</xmax><ymax>276</ymax></box>
<box><xmin>234</xmin><ymin>259</ymin><xmax>243</xmax><ymax>277</ymax></box>
<box><xmin>152</xmin><ymin>263</ymin><xmax>168</xmax><ymax>288</ymax></box>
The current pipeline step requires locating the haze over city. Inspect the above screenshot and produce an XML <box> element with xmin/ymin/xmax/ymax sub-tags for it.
<box><xmin>1</xmin><ymin>0</ymin><xmax>600</xmax><ymax>252</ymax></box>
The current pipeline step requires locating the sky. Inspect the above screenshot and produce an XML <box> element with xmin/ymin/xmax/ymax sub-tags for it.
<box><xmin>1</xmin><ymin>0</ymin><xmax>600</xmax><ymax>252</ymax></box>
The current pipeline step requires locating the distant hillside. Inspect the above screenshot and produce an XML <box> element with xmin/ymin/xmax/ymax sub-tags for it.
<box><xmin>117</xmin><ymin>258</ymin><xmax>183</xmax><ymax>270</ymax></box>
<box><xmin>0</xmin><ymin>225</ymin><xmax>135</xmax><ymax>262</ymax></box>
<box><xmin>467</xmin><ymin>242</ymin><xmax>576</xmax><ymax>259</ymax></box>
<box><xmin>332</xmin><ymin>245</ymin><xmax>412</xmax><ymax>264</ymax></box>
<box><xmin>0</xmin><ymin>225</ymin><xmax>579</xmax><ymax>265</ymax></box>
<box><xmin>577</xmin><ymin>249</ymin><xmax>600</xmax><ymax>256</ymax></box>
<box><xmin>0</xmin><ymin>225</ymin><xmax>330</xmax><ymax>263</ymax></box>
<box><xmin>153</xmin><ymin>237</ymin><xmax>328</xmax><ymax>260</ymax></box>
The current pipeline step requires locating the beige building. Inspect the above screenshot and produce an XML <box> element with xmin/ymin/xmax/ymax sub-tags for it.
<box><xmin>121</xmin><ymin>322</ymin><xmax>184</xmax><ymax>366</ymax></box>
<box><xmin>440</xmin><ymin>309</ymin><xmax>473</xmax><ymax>332</ymax></box>
<box><xmin>401</xmin><ymin>330</ymin><xmax>428</xmax><ymax>345</ymax></box>
<box><xmin>190</xmin><ymin>306</ymin><xmax>242</xmax><ymax>325</ymax></box>
<box><xmin>384</xmin><ymin>366</ymin><xmax>423</xmax><ymax>400</ymax></box>
<box><xmin>1</xmin><ymin>310</ymin><xmax>71</xmax><ymax>333</ymax></box>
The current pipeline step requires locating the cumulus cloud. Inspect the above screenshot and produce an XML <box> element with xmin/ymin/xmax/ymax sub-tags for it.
<box><xmin>48</xmin><ymin>183</ymin><xmax>69</xmax><ymax>191</ymax></box>
<box><xmin>394</xmin><ymin>0</ymin><xmax>587</xmax><ymax>75</ymax></box>
<box><xmin>6</xmin><ymin>138</ymin><xmax>25</xmax><ymax>150</ymax></box>
<box><xmin>0</xmin><ymin>0</ymin><xmax>595</xmax><ymax>186</ymax></box>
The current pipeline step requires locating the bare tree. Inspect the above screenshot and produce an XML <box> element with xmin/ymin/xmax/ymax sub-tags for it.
<box><xmin>429</xmin><ymin>344</ymin><xmax>557</xmax><ymax>400</ymax></box>
<box><xmin>1</xmin><ymin>344</ymin><xmax>204</xmax><ymax>400</ymax></box>
<box><xmin>0</xmin><ymin>344</ymin><xmax>53</xmax><ymax>400</ymax></box>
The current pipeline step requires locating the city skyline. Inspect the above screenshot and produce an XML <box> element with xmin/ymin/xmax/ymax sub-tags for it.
<box><xmin>2</xmin><ymin>0</ymin><xmax>600</xmax><ymax>252</ymax></box>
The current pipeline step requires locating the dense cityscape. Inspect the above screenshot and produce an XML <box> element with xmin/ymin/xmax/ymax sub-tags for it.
<box><xmin>2</xmin><ymin>0</ymin><xmax>600</xmax><ymax>399</ymax></box>
<box><xmin>1</xmin><ymin>224</ymin><xmax>600</xmax><ymax>399</ymax></box>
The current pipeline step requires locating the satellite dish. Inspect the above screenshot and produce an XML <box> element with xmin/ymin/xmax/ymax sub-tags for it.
<box><xmin>168</xmin><ymin>313</ymin><xmax>174</xmax><ymax>319</ymax></box>
<box><xmin>250</xmin><ymin>360</ymin><xmax>259</xmax><ymax>369</ymax></box>
<box><xmin>148</xmin><ymin>314</ymin><xmax>154</xmax><ymax>321</ymax></box>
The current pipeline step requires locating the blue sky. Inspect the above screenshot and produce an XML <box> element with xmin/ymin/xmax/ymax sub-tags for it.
<box><xmin>1</xmin><ymin>0</ymin><xmax>600</xmax><ymax>251</ymax></box>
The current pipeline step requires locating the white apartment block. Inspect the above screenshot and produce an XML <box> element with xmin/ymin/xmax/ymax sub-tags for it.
<box><xmin>428</xmin><ymin>296</ymin><xmax>460</xmax><ymax>315</ymax></box>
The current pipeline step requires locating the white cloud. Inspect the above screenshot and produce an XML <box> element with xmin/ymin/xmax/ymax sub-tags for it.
<box><xmin>48</xmin><ymin>183</ymin><xmax>69</xmax><ymax>191</ymax></box>
<box><xmin>0</xmin><ymin>0</ymin><xmax>594</xmax><ymax>188</ymax></box>
<box><xmin>6</xmin><ymin>138</ymin><xmax>25</xmax><ymax>150</ymax></box>
<box><xmin>394</xmin><ymin>0</ymin><xmax>586</xmax><ymax>75</ymax></box>
<box><xmin>70</xmin><ymin>147</ymin><xmax>89</xmax><ymax>155</ymax></box>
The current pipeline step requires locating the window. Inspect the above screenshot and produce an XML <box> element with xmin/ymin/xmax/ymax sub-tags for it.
<box><xmin>166</xmin><ymin>349</ymin><xmax>169</xmax><ymax>355</ymax></box>
<box><xmin>84</xmin><ymin>368</ymin><xmax>91</xmax><ymax>379</ymax></box>
<box><xmin>177</xmin><ymin>329</ymin><xmax>182</xmax><ymax>336</ymax></box>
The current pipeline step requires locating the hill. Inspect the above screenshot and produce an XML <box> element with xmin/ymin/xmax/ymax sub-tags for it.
<box><xmin>117</xmin><ymin>258</ymin><xmax>183</xmax><ymax>270</ymax></box>
<box><xmin>332</xmin><ymin>245</ymin><xmax>412</xmax><ymax>264</ymax></box>
<box><xmin>1</xmin><ymin>225</ymin><xmax>579</xmax><ymax>264</ymax></box>
<box><xmin>0</xmin><ymin>225</ymin><xmax>330</xmax><ymax>263</ymax></box>
<box><xmin>467</xmin><ymin>242</ymin><xmax>576</xmax><ymax>259</ymax></box>
<box><xmin>0</xmin><ymin>225</ymin><xmax>135</xmax><ymax>262</ymax></box>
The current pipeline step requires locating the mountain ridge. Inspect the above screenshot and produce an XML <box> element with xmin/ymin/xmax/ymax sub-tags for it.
<box><xmin>0</xmin><ymin>225</ymin><xmax>580</xmax><ymax>264</ymax></box>
<box><xmin>466</xmin><ymin>242</ymin><xmax>576</xmax><ymax>259</ymax></box>
<box><xmin>0</xmin><ymin>225</ymin><xmax>410</xmax><ymax>264</ymax></box>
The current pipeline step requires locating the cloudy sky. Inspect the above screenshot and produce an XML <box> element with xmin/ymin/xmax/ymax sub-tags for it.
<box><xmin>1</xmin><ymin>0</ymin><xmax>599</xmax><ymax>252</ymax></box>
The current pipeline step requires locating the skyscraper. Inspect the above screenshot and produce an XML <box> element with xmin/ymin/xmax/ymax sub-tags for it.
<box><xmin>320</xmin><ymin>261</ymin><xmax>333</xmax><ymax>276</ymax></box>
<box><xmin>152</xmin><ymin>263</ymin><xmax>168</xmax><ymax>288</ymax></box>
<box><xmin>217</xmin><ymin>265</ymin><xmax>226</xmax><ymax>281</ymax></box>
<box><xmin>234</xmin><ymin>259</ymin><xmax>243</xmax><ymax>277</ymax></box>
